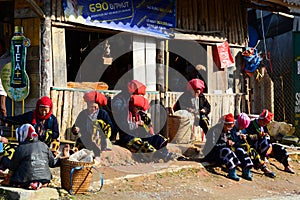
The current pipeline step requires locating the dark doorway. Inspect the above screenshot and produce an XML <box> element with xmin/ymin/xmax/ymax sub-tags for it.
<box><xmin>65</xmin><ymin>30</ymin><xmax>133</xmax><ymax>89</ymax></box>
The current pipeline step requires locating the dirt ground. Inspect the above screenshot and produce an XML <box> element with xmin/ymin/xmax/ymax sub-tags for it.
<box><xmin>69</xmin><ymin>143</ymin><xmax>300</xmax><ymax>200</ymax></box>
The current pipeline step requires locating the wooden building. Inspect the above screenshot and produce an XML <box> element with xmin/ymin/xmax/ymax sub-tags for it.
<box><xmin>0</xmin><ymin>0</ymin><xmax>299</xmax><ymax>140</ymax></box>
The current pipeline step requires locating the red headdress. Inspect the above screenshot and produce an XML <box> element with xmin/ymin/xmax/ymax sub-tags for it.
<box><xmin>187</xmin><ymin>79</ymin><xmax>205</xmax><ymax>93</ymax></box>
<box><xmin>127</xmin><ymin>80</ymin><xmax>146</xmax><ymax>95</ymax></box>
<box><xmin>129</xmin><ymin>95</ymin><xmax>150</xmax><ymax>111</ymax></box>
<box><xmin>32</xmin><ymin>96</ymin><xmax>53</xmax><ymax>125</ymax></box>
<box><xmin>224</xmin><ymin>113</ymin><xmax>234</xmax><ymax>124</ymax></box>
<box><xmin>259</xmin><ymin>109</ymin><xmax>274</xmax><ymax>123</ymax></box>
<box><xmin>83</xmin><ymin>91</ymin><xmax>107</xmax><ymax>106</ymax></box>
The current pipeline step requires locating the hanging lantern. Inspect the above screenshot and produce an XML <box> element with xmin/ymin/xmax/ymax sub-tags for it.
<box><xmin>102</xmin><ymin>40</ymin><xmax>112</xmax><ymax>65</ymax></box>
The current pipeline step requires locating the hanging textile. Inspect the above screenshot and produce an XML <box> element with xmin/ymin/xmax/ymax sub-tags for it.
<box><xmin>242</xmin><ymin>47</ymin><xmax>262</xmax><ymax>73</ymax></box>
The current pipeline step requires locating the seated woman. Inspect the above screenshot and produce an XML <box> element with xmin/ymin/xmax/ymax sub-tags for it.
<box><xmin>1</xmin><ymin>96</ymin><xmax>60</xmax><ymax>156</ymax></box>
<box><xmin>72</xmin><ymin>91</ymin><xmax>114</xmax><ymax>156</ymax></box>
<box><xmin>173</xmin><ymin>78</ymin><xmax>211</xmax><ymax>135</ymax></box>
<box><xmin>109</xmin><ymin>79</ymin><xmax>147</xmax><ymax>143</ymax></box>
<box><xmin>1</xmin><ymin>124</ymin><xmax>57</xmax><ymax>190</ymax></box>
<box><xmin>117</xmin><ymin>95</ymin><xmax>171</xmax><ymax>158</ymax></box>
<box><xmin>203</xmin><ymin>113</ymin><xmax>249</xmax><ymax>181</ymax></box>
<box><xmin>245</xmin><ymin>109</ymin><xmax>294</xmax><ymax>174</ymax></box>
<box><xmin>229</xmin><ymin>113</ymin><xmax>275</xmax><ymax>179</ymax></box>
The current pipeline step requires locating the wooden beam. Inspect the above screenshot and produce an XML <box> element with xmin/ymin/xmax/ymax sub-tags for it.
<box><xmin>243</xmin><ymin>1</ymin><xmax>289</xmax><ymax>13</ymax></box>
<box><xmin>174</xmin><ymin>32</ymin><xmax>227</xmax><ymax>42</ymax></box>
<box><xmin>51</xmin><ymin>21</ymin><xmax>120</xmax><ymax>34</ymax></box>
<box><xmin>25</xmin><ymin>0</ymin><xmax>45</xmax><ymax>19</ymax></box>
<box><xmin>246</xmin><ymin>0</ymin><xmax>300</xmax><ymax>12</ymax></box>
<box><xmin>264</xmin><ymin>0</ymin><xmax>300</xmax><ymax>9</ymax></box>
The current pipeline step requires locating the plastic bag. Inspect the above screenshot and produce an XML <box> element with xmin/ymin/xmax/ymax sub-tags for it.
<box><xmin>69</xmin><ymin>149</ymin><xmax>94</xmax><ymax>163</ymax></box>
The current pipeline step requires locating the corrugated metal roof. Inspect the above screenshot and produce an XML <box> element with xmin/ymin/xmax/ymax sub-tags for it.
<box><xmin>284</xmin><ymin>0</ymin><xmax>300</xmax><ymax>6</ymax></box>
<box><xmin>248</xmin><ymin>0</ymin><xmax>300</xmax><ymax>14</ymax></box>
<box><xmin>283</xmin><ymin>0</ymin><xmax>300</xmax><ymax>13</ymax></box>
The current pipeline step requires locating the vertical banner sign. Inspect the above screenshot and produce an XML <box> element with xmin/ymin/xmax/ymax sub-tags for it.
<box><xmin>10</xmin><ymin>26</ymin><xmax>30</xmax><ymax>88</ymax></box>
<box><xmin>293</xmin><ymin>32</ymin><xmax>300</xmax><ymax>136</ymax></box>
<box><xmin>1</xmin><ymin>26</ymin><xmax>30</xmax><ymax>101</ymax></box>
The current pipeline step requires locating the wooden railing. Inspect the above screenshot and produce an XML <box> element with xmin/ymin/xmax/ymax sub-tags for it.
<box><xmin>50</xmin><ymin>87</ymin><xmax>244</xmax><ymax>141</ymax></box>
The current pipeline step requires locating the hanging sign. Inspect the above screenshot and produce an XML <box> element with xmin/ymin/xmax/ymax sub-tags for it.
<box><xmin>62</xmin><ymin>0</ymin><xmax>176</xmax><ymax>38</ymax></box>
<box><xmin>3</xmin><ymin>26</ymin><xmax>30</xmax><ymax>101</ymax></box>
<box><xmin>10</xmin><ymin>26</ymin><xmax>30</xmax><ymax>88</ymax></box>
<box><xmin>293</xmin><ymin>32</ymin><xmax>300</xmax><ymax>136</ymax></box>
<box><xmin>213</xmin><ymin>41</ymin><xmax>235</xmax><ymax>69</ymax></box>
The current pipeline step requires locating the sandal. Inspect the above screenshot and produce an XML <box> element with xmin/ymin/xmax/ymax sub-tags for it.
<box><xmin>284</xmin><ymin>166</ymin><xmax>295</xmax><ymax>174</ymax></box>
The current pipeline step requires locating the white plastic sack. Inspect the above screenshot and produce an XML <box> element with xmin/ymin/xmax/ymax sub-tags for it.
<box><xmin>69</xmin><ymin>149</ymin><xmax>94</xmax><ymax>163</ymax></box>
<box><xmin>173</xmin><ymin>110</ymin><xmax>194</xmax><ymax>125</ymax></box>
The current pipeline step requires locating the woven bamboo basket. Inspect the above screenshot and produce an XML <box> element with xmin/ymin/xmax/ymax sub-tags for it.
<box><xmin>60</xmin><ymin>159</ymin><xmax>94</xmax><ymax>194</ymax></box>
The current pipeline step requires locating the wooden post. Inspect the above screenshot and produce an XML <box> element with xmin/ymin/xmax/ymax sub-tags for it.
<box><xmin>145</xmin><ymin>37</ymin><xmax>156</xmax><ymax>91</ymax></box>
<box><xmin>156</xmin><ymin>39</ymin><xmax>165</xmax><ymax>93</ymax></box>
<box><xmin>41</xmin><ymin>0</ymin><xmax>53</xmax><ymax>96</ymax></box>
<box><xmin>165</xmin><ymin>40</ymin><xmax>169</xmax><ymax>92</ymax></box>
<box><xmin>52</xmin><ymin>27</ymin><xmax>67</xmax><ymax>87</ymax></box>
<box><xmin>133</xmin><ymin>35</ymin><xmax>146</xmax><ymax>84</ymax></box>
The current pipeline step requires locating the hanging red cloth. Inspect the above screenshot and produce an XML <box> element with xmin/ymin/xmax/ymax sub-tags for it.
<box><xmin>213</xmin><ymin>41</ymin><xmax>235</xmax><ymax>69</ymax></box>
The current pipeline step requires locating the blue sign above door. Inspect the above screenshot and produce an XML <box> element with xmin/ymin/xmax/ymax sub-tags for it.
<box><xmin>63</xmin><ymin>0</ymin><xmax>176</xmax><ymax>38</ymax></box>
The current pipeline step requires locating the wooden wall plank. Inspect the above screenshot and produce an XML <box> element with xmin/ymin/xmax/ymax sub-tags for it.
<box><xmin>231</xmin><ymin>0</ymin><xmax>239</xmax><ymax>44</ymax></box>
<box><xmin>176</xmin><ymin>0</ymin><xmax>181</xmax><ymax>28</ymax></box>
<box><xmin>56</xmin><ymin>90</ymin><xmax>63</xmax><ymax>135</ymax></box>
<box><xmin>207</xmin><ymin>45</ymin><xmax>214</xmax><ymax>94</ymax></box>
<box><xmin>32</xmin><ymin>18</ymin><xmax>40</xmax><ymax>46</ymax></box>
<box><xmin>192</xmin><ymin>0</ymin><xmax>198</xmax><ymax>31</ymax></box>
<box><xmin>203</xmin><ymin>0</ymin><xmax>209</xmax><ymax>31</ymax></box>
<box><xmin>188</xmin><ymin>0</ymin><xmax>193</xmax><ymax>30</ymax></box>
<box><xmin>175</xmin><ymin>0</ymin><xmax>246</xmax><ymax>45</ymax></box>
<box><xmin>67</xmin><ymin>90</ymin><xmax>73</xmax><ymax>129</ymax></box>
<box><xmin>50</xmin><ymin>90</ymin><xmax>58</xmax><ymax>117</ymax></box>
<box><xmin>214</xmin><ymin>0</ymin><xmax>219</xmax><ymax>33</ymax></box>
<box><xmin>51</xmin><ymin>0</ymin><xmax>57</xmax><ymax>20</ymax></box>
<box><xmin>52</xmin><ymin>26</ymin><xmax>67</xmax><ymax>87</ymax></box>
<box><xmin>182</xmin><ymin>0</ymin><xmax>187</xmax><ymax>29</ymax></box>
<box><xmin>61</xmin><ymin>91</ymin><xmax>70</xmax><ymax>140</ymax></box>
<box><xmin>71</xmin><ymin>91</ymin><xmax>80</xmax><ymax>126</ymax></box>
<box><xmin>198</xmin><ymin>0</ymin><xmax>203</xmax><ymax>31</ymax></box>
<box><xmin>237</xmin><ymin>0</ymin><xmax>245</xmax><ymax>44</ymax></box>
<box><xmin>56</xmin><ymin>0</ymin><xmax>62</xmax><ymax>21</ymax></box>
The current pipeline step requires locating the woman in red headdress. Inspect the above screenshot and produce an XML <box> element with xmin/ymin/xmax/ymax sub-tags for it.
<box><xmin>72</xmin><ymin>91</ymin><xmax>115</xmax><ymax>156</ymax></box>
<box><xmin>2</xmin><ymin>96</ymin><xmax>60</xmax><ymax>154</ymax></box>
<box><xmin>108</xmin><ymin>80</ymin><xmax>147</xmax><ymax>142</ymax></box>
<box><xmin>173</xmin><ymin>78</ymin><xmax>211</xmax><ymax>135</ymax></box>
<box><xmin>245</xmin><ymin>109</ymin><xmax>294</xmax><ymax>175</ymax></box>
<box><xmin>116</xmin><ymin>95</ymin><xmax>169</xmax><ymax>155</ymax></box>
<box><xmin>203</xmin><ymin>113</ymin><xmax>249</xmax><ymax>181</ymax></box>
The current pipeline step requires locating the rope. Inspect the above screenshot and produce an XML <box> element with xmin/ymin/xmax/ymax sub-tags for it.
<box><xmin>260</xmin><ymin>10</ymin><xmax>269</xmax><ymax>60</ymax></box>
<box><xmin>260</xmin><ymin>11</ymin><xmax>274</xmax><ymax>72</ymax></box>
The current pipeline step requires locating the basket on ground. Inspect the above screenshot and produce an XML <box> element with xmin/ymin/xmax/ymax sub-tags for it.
<box><xmin>60</xmin><ymin>159</ymin><xmax>94</xmax><ymax>194</ymax></box>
